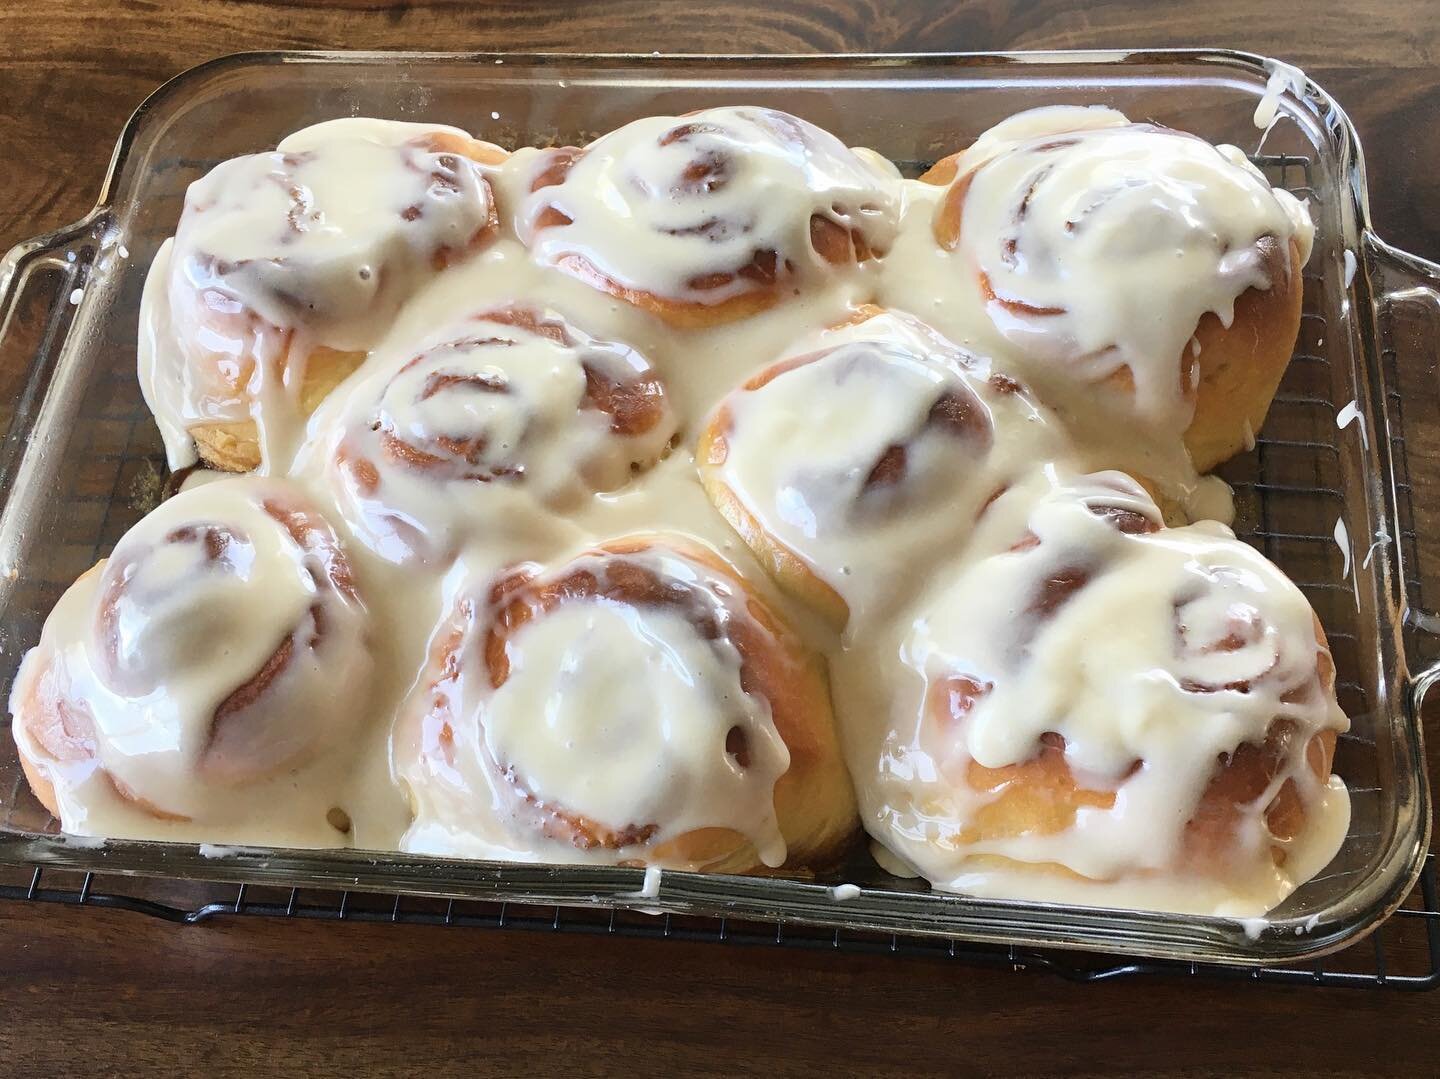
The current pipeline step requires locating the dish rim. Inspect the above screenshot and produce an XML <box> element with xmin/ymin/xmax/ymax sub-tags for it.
<box><xmin>0</xmin><ymin>47</ymin><xmax>1433</xmax><ymax>965</ymax></box>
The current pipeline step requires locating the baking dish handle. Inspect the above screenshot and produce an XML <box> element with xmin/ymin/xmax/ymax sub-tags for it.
<box><xmin>1365</xmin><ymin>232</ymin><xmax>1440</xmax><ymax>699</ymax></box>
<box><xmin>0</xmin><ymin>211</ymin><xmax>106</xmax><ymax>481</ymax></box>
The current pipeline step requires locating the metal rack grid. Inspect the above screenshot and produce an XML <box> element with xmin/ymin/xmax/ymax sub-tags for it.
<box><xmin>1</xmin><ymin>149</ymin><xmax>1436</xmax><ymax>990</ymax></box>
<box><xmin>3</xmin><ymin>856</ymin><xmax>1437</xmax><ymax>988</ymax></box>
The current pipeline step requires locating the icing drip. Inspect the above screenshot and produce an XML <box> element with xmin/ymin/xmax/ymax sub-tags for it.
<box><xmin>1254</xmin><ymin>60</ymin><xmax>1308</xmax><ymax>133</ymax></box>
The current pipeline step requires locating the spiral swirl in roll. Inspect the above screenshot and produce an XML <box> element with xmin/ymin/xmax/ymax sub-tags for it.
<box><xmin>10</xmin><ymin>478</ymin><xmax>370</xmax><ymax>827</ymax></box>
<box><xmin>322</xmin><ymin>306</ymin><xmax>678</xmax><ymax>565</ymax></box>
<box><xmin>698</xmin><ymin>308</ymin><xmax>1069</xmax><ymax>628</ymax></box>
<box><xmin>141</xmin><ymin>118</ymin><xmax>507</xmax><ymax>473</ymax></box>
<box><xmin>919</xmin><ymin>106</ymin><xmax>1313</xmax><ymax>470</ymax></box>
<box><xmin>394</xmin><ymin>536</ymin><xmax>856</xmax><ymax>871</ymax></box>
<box><xmin>855</xmin><ymin>468</ymin><xmax>1349</xmax><ymax>913</ymax></box>
<box><xmin>520</xmin><ymin>106</ymin><xmax>900</xmax><ymax>327</ymax></box>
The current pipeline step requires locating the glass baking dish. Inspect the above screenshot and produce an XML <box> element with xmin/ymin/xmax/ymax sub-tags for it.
<box><xmin>0</xmin><ymin>49</ymin><xmax>1436</xmax><ymax>966</ymax></box>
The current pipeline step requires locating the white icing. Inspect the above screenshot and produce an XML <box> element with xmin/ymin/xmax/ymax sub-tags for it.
<box><xmin>1254</xmin><ymin>59</ymin><xmax>1308</xmax><ymax>133</ymax></box>
<box><xmin>636</xmin><ymin>866</ymin><xmax>663</xmax><ymax>898</ymax></box>
<box><xmin>301</xmin><ymin>306</ymin><xmax>676</xmax><ymax>565</ymax></box>
<box><xmin>1336</xmin><ymin>399</ymin><xmax>1368</xmax><ymax>449</ymax></box>
<box><xmin>708</xmin><ymin>310</ymin><xmax>1069</xmax><ymax>628</ymax></box>
<box><xmin>519</xmin><ymin>105</ymin><xmax>900</xmax><ymax>311</ymax></box>
<box><xmin>58</xmin><ymin>832</ymin><xmax>107</xmax><ymax>849</ymax></box>
<box><xmin>1343</xmin><ymin>248</ymin><xmax>1358</xmax><ymax>288</ymax></box>
<box><xmin>1362</xmin><ymin>521</ymin><xmax>1392</xmax><ymax>571</ymax></box>
<box><xmin>1335</xmin><ymin>517</ymin><xmax>1352</xmax><ymax>579</ymax></box>
<box><xmin>827</xmin><ymin>883</ymin><xmax>862</xmax><ymax>901</ymax></box>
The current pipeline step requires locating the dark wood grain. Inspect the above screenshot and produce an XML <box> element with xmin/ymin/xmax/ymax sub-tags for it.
<box><xmin>0</xmin><ymin>894</ymin><xmax>1435</xmax><ymax>1079</ymax></box>
<box><xmin>1</xmin><ymin>3</ymin><xmax>1438</xmax><ymax>1075</ymax></box>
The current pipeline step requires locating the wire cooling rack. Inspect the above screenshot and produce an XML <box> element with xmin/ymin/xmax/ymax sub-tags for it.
<box><xmin>1</xmin><ymin>151</ymin><xmax>1436</xmax><ymax>990</ymax></box>
<box><xmin>2</xmin><ymin>857</ymin><xmax>1437</xmax><ymax>988</ymax></box>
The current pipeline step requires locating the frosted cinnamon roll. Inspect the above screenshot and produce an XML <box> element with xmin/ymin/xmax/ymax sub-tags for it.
<box><xmin>140</xmin><ymin>117</ymin><xmax>507</xmax><ymax>472</ymax></box>
<box><xmin>395</xmin><ymin>536</ymin><xmax>857</xmax><ymax>872</ymax></box>
<box><xmin>697</xmin><ymin>308</ymin><xmax>1069</xmax><ymax>629</ymax></box>
<box><xmin>852</xmin><ymin>468</ymin><xmax>1350</xmax><ymax>915</ymax></box>
<box><xmin>919</xmin><ymin>107</ymin><xmax>1313</xmax><ymax>471</ymax></box>
<box><xmin>315</xmin><ymin>305</ymin><xmax>678</xmax><ymax>565</ymax></box>
<box><xmin>9</xmin><ymin>477</ymin><xmax>371</xmax><ymax>832</ymax></box>
<box><xmin>519</xmin><ymin>106</ymin><xmax>900</xmax><ymax>327</ymax></box>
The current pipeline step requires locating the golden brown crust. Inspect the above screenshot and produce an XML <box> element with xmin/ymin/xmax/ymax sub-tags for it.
<box><xmin>1185</xmin><ymin>236</ymin><xmax>1305</xmax><ymax>472</ymax></box>
<box><xmin>917</xmin><ymin>151</ymin><xmax>964</xmax><ymax>189</ymax></box>
<box><xmin>191</xmin><ymin>345</ymin><xmax>366</xmax><ymax>472</ymax></box>
<box><xmin>926</xmin><ymin>157</ymin><xmax>972</xmax><ymax>251</ymax></box>
<box><xmin>413</xmin><ymin>131</ymin><xmax>509</xmax><ymax>169</ymax></box>
<box><xmin>552</xmin><ymin>251</ymin><xmax>785</xmax><ymax>329</ymax></box>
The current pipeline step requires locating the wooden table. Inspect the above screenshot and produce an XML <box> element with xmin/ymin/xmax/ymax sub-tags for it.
<box><xmin>2</xmin><ymin>2</ymin><xmax>1437</xmax><ymax>1074</ymax></box>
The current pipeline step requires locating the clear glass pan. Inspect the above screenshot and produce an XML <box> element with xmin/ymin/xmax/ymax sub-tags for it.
<box><xmin>0</xmin><ymin>49</ymin><xmax>1436</xmax><ymax>965</ymax></box>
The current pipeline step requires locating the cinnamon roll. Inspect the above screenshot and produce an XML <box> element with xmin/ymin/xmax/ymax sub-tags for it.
<box><xmin>697</xmin><ymin>307</ymin><xmax>1069</xmax><ymax>629</ymax></box>
<box><xmin>10</xmin><ymin>477</ymin><xmax>371</xmax><ymax>832</ymax></box>
<box><xmin>919</xmin><ymin>107</ymin><xmax>1313</xmax><ymax>471</ymax></box>
<box><xmin>140</xmin><ymin>118</ymin><xmax>507</xmax><ymax>473</ymax></box>
<box><xmin>315</xmin><ymin>305</ymin><xmax>678</xmax><ymax>565</ymax></box>
<box><xmin>849</xmin><ymin>468</ymin><xmax>1350</xmax><ymax>915</ymax></box>
<box><xmin>519</xmin><ymin>106</ymin><xmax>900</xmax><ymax>327</ymax></box>
<box><xmin>395</xmin><ymin>536</ymin><xmax>857</xmax><ymax>872</ymax></box>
